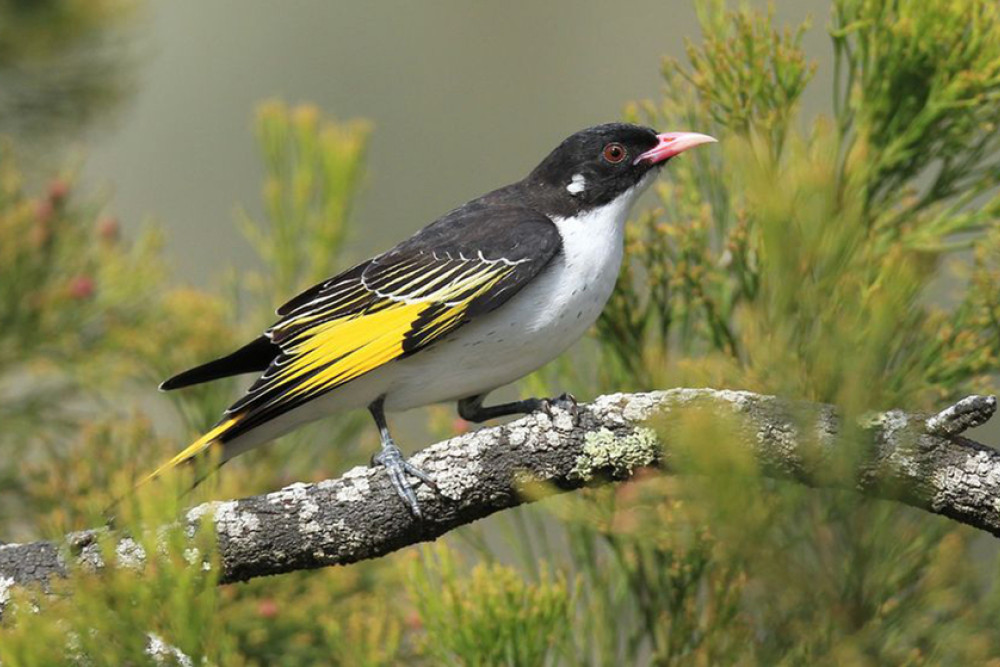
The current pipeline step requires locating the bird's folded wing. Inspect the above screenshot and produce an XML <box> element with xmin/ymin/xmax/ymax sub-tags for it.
<box><xmin>224</xmin><ymin>207</ymin><xmax>562</xmax><ymax>433</ymax></box>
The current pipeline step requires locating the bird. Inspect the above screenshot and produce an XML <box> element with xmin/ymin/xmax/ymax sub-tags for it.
<box><xmin>148</xmin><ymin>123</ymin><xmax>716</xmax><ymax>516</ymax></box>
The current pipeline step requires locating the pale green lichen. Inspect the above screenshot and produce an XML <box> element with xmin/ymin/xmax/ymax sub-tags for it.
<box><xmin>570</xmin><ymin>426</ymin><xmax>660</xmax><ymax>482</ymax></box>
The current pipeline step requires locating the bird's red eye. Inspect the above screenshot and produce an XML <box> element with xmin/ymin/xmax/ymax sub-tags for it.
<box><xmin>602</xmin><ymin>143</ymin><xmax>627</xmax><ymax>164</ymax></box>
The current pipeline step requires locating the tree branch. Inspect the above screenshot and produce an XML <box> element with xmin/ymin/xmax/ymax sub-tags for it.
<box><xmin>1</xmin><ymin>388</ymin><xmax>998</xmax><ymax>606</ymax></box>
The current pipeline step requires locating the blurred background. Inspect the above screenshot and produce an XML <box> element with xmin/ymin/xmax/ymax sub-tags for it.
<box><xmin>73</xmin><ymin>1</ymin><xmax>822</xmax><ymax>281</ymax></box>
<box><xmin>5</xmin><ymin>0</ymin><xmax>1000</xmax><ymax>664</ymax></box>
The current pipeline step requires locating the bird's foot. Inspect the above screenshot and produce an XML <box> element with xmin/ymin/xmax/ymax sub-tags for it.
<box><xmin>371</xmin><ymin>442</ymin><xmax>437</xmax><ymax>518</ymax></box>
<box><xmin>540</xmin><ymin>392</ymin><xmax>579</xmax><ymax>418</ymax></box>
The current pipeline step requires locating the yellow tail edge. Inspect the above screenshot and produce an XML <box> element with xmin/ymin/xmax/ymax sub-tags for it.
<box><xmin>139</xmin><ymin>416</ymin><xmax>241</xmax><ymax>487</ymax></box>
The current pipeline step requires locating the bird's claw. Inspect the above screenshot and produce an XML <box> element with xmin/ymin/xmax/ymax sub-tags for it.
<box><xmin>371</xmin><ymin>442</ymin><xmax>436</xmax><ymax>518</ymax></box>
<box><xmin>541</xmin><ymin>392</ymin><xmax>579</xmax><ymax>418</ymax></box>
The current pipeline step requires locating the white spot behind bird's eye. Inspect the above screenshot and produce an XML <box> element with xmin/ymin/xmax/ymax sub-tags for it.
<box><xmin>566</xmin><ymin>173</ymin><xmax>586</xmax><ymax>195</ymax></box>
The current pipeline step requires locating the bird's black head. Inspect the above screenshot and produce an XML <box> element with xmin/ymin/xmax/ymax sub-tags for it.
<box><xmin>523</xmin><ymin>122</ymin><xmax>715</xmax><ymax>218</ymax></box>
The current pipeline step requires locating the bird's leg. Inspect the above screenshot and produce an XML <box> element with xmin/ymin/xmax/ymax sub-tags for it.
<box><xmin>368</xmin><ymin>396</ymin><xmax>436</xmax><ymax>518</ymax></box>
<box><xmin>457</xmin><ymin>392</ymin><xmax>578</xmax><ymax>423</ymax></box>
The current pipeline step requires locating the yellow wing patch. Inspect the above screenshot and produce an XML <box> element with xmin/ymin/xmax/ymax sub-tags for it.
<box><xmin>283</xmin><ymin>300</ymin><xmax>427</xmax><ymax>396</ymax></box>
<box><xmin>256</xmin><ymin>264</ymin><xmax>511</xmax><ymax>409</ymax></box>
<box><xmin>139</xmin><ymin>416</ymin><xmax>241</xmax><ymax>485</ymax></box>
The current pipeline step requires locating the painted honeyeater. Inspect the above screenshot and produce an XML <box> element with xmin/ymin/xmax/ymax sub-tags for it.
<box><xmin>149</xmin><ymin>123</ymin><xmax>716</xmax><ymax>516</ymax></box>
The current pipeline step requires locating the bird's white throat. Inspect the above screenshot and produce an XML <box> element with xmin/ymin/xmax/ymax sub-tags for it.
<box><xmin>551</xmin><ymin>170</ymin><xmax>656</xmax><ymax>280</ymax></box>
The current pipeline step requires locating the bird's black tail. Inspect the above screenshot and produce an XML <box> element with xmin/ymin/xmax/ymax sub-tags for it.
<box><xmin>160</xmin><ymin>335</ymin><xmax>278</xmax><ymax>390</ymax></box>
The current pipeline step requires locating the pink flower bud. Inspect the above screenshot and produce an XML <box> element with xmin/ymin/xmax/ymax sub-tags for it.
<box><xmin>97</xmin><ymin>217</ymin><xmax>120</xmax><ymax>242</ymax></box>
<box><xmin>48</xmin><ymin>179</ymin><xmax>70</xmax><ymax>204</ymax></box>
<box><xmin>68</xmin><ymin>275</ymin><xmax>95</xmax><ymax>300</ymax></box>
<box><xmin>404</xmin><ymin>611</ymin><xmax>423</xmax><ymax>631</ymax></box>
<box><xmin>257</xmin><ymin>599</ymin><xmax>279</xmax><ymax>618</ymax></box>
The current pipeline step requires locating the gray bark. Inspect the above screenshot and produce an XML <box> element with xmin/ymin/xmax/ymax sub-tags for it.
<box><xmin>1</xmin><ymin>388</ymin><xmax>999</xmax><ymax>609</ymax></box>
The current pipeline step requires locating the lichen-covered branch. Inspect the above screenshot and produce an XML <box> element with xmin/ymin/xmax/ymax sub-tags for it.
<box><xmin>1</xmin><ymin>389</ymin><xmax>999</xmax><ymax>606</ymax></box>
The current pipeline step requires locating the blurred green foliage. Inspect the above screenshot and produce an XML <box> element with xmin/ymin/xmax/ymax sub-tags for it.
<box><xmin>0</xmin><ymin>0</ymin><xmax>137</xmax><ymax>151</ymax></box>
<box><xmin>238</xmin><ymin>101</ymin><xmax>371</xmax><ymax>305</ymax></box>
<box><xmin>0</xmin><ymin>102</ymin><xmax>399</xmax><ymax>664</ymax></box>
<box><xmin>605</xmin><ymin>0</ymin><xmax>1000</xmax><ymax>403</ymax></box>
<box><xmin>409</xmin><ymin>545</ymin><xmax>572</xmax><ymax>666</ymax></box>
<box><xmin>6</xmin><ymin>0</ymin><xmax>1000</xmax><ymax>664</ymax></box>
<box><xmin>2</xmin><ymin>489</ymin><xmax>228</xmax><ymax>665</ymax></box>
<box><xmin>582</xmin><ymin>0</ymin><xmax>1000</xmax><ymax>663</ymax></box>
